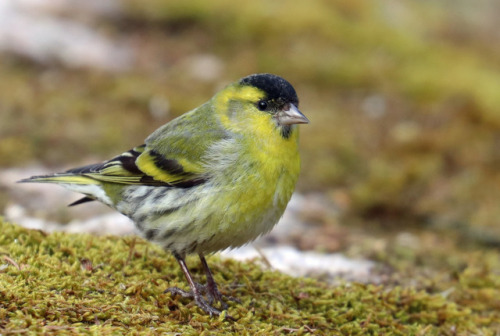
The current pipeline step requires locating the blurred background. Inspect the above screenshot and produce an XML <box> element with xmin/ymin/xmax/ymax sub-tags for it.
<box><xmin>1</xmin><ymin>0</ymin><xmax>500</xmax><ymax>285</ymax></box>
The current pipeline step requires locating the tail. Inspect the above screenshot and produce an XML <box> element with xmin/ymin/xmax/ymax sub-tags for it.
<box><xmin>18</xmin><ymin>174</ymin><xmax>103</xmax><ymax>206</ymax></box>
<box><xmin>18</xmin><ymin>174</ymin><xmax>100</xmax><ymax>185</ymax></box>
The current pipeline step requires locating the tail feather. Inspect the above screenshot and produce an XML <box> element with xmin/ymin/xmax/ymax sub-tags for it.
<box><xmin>18</xmin><ymin>174</ymin><xmax>111</xmax><ymax>207</ymax></box>
<box><xmin>18</xmin><ymin>174</ymin><xmax>100</xmax><ymax>185</ymax></box>
<box><xmin>68</xmin><ymin>196</ymin><xmax>95</xmax><ymax>206</ymax></box>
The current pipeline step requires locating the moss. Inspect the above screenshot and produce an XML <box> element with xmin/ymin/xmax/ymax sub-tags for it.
<box><xmin>1</xmin><ymin>219</ymin><xmax>499</xmax><ymax>334</ymax></box>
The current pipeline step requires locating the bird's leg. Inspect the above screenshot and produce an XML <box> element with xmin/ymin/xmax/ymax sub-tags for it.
<box><xmin>198</xmin><ymin>253</ymin><xmax>227</xmax><ymax>309</ymax></box>
<box><xmin>199</xmin><ymin>253</ymin><xmax>240</xmax><ymax>308</ymax></box>
<box><xmin>164</xmin><ymin>253</ymin><xmax>223</xmax><ymax>317</ymax></box>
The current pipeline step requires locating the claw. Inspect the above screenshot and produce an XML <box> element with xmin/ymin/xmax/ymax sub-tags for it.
<box><xmin>165</xmin><ymin>284</ymin><xmax>234</xmax><ymax>320</ymax></box>
<box><xmin>194</xmin><ymin>295</ymin><xmax>223</xmax><ymax>317</ymax></box>
<box><xmin>166</xmin><ymin>254</ymin><xmax>237</xmax><ymax>320</ymax></box>
<box><xmin>164</xmin><ymin>282</ymin><xmax>232</xmax><ymax>311</ymax></box>
<box><xmin>164</xmin><ymin>286</ymin><xmax>194</xmax><ymax>298</ymax></box>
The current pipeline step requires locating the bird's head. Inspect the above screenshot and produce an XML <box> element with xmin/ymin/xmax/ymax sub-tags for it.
<box><xmin>214</xmin><ymin>73</ymin><xmax>309</xmax><ymax>139</ymax></box>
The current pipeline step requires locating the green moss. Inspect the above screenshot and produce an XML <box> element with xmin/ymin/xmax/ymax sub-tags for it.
<box><xmin>1</xmin><ymin>219</ymin><xmax>498</xmax><ymax>334</ymax></box>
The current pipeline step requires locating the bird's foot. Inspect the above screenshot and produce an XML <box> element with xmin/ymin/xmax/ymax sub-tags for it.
<box><xmin>204</xmin><ymin>282</ymin><xmax>241</xmax><ymax>309</ymax></box>
<box><xmin>164</xmin><ymin>283</ymin><xmax>205</xmax><ymax>298</ymax></box>
<box><xmin>165</xmin><ymin>284</ymin><xmax>235</xmax><ymax>320</ymax></box>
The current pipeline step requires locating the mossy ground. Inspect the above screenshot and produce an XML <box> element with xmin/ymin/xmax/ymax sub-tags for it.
<box><xmin>1</xmin><ymin>219</ymin><xmax>499</xmax><ymax>335</ymax></box>
<box><xmin>1</xmin><ymin>0</ymin><xmax>500</xmax><ymax>239</ymax></box>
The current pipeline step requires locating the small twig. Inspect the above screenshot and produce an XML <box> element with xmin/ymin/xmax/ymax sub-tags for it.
<box><xmin>276</xmin><ymin>327</ymin><xmax>301</xmax><ymax>334</ymax></box>
<box><xmin>304</xmin><ymin>325</ymin><xmax>317</xmax><ymax>333</ymax></box>
<box><xmin>254</xmin><ymin>246</ymin><xmax>272</xmax><ymax>269</ymax></box>
<box><xmin>45</xmin><ymin>326</ymin><xmax>75</xmax><ymax>331</ymax></box>
<box><xmin>0</xmin><ymin>328</ymin><xmax>29</xmax><ymax>334</ymax></box>
<box><xmin>276</xmin><ymin>325</ymin><xmax>317</xmax><ymax>334</ymax></box>
<box><xmin>124</xmin><ymin>237</ymin><xmax>137</xmax><ymax>266</ymax></box>
<box><xmin>2</xmin><ymin>256</ymin><xmax>21</xmax><ymax>270</ymax></box>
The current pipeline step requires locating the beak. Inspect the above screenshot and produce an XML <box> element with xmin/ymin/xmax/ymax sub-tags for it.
<box><xmin>278</xmin><ymin>104</ymin><xmax>309</xmax><ymax>125</ymax></box>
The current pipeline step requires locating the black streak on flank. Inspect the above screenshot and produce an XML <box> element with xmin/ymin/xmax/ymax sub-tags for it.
<box><xmin>156</xmin><ymin>205</ymin><xmax>182</xmax><ymax>216</ymax></box>
<box><xmin>162</xmin><ymin>228</ymin><xmax>179</xmax><ymax>239</ymax></box>
<box><xmin>145</xmin><ymin>228</ymin><xmax>159</xmax><ymax>240</ymax></box>
<box><xmin>185</xmin><ymin>240</ymin><xmax>199</xmax><ymax>254</ymax></box>
<box><xmin>135</xmin><ymin>215</ymin><xmax>148</xmax><ymax>230</ymax></box>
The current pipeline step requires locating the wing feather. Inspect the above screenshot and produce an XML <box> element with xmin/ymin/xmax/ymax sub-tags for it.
<box><xmin>56</xmin><ymin>103</ymin><xmax>226</xmax><ymax>187</ymax></box>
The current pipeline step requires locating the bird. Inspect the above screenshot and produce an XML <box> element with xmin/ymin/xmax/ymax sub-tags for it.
<box><xmin>19</xmin><ymin>73</ymin><xmax>309</xmax><ymax>318</ymax></box>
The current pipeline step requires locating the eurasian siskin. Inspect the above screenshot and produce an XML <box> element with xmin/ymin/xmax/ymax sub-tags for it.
<box><xmin>20</xmin><ymin>73</ymin><xmax>309</xmax><ymax>317</ymax></box>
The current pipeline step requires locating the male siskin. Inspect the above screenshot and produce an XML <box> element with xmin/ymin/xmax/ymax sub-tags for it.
<box><xmin>20</xmin><ymin>73</ymin><xmax>309</xmax><ymax>317</ymax></box>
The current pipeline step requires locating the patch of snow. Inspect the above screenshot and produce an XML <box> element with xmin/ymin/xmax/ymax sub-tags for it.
<box><xmin>5</xmin><ymin>203</ymin><xmax>136</xmax><ymax>236</ymax></box>
<box><xmin>222</xmin><ymin>245</ymin><xmax>374</xmax><ymax>283</ymax></box>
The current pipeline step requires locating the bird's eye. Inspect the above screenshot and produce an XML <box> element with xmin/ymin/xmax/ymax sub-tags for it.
<box><xmin>257</xmin><ymin>100</ymin><xmax>268</xmax><ymax>111</ymax></box>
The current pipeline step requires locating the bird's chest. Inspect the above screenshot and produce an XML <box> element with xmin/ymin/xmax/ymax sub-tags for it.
<box><xmin>182</xmin><ymin>136</ymin><xmax>301</xmax><ymax>252</ymax></box>
<box><xmin>216</xmin><ymin>143</ymin><xmax>298</xmax><ymax>226</ymax></box>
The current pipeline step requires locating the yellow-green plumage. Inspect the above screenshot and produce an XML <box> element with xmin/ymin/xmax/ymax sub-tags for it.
<box><xmin>20</xmin><ymin>73</ymin><xmax>308</xmax><ymax>317</ymax></box>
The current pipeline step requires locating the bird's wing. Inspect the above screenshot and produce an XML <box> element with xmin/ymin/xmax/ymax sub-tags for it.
<box><xmin>74</xmin><ymin>143</ymin><xmax>208</xmax><ymax>187</ymax></box>
<box><xmin>134</xmin><ymin>103</ymin><xmax>228</xmax><ymax>186</ymax></box>
<box><xmin>70</xmin><ymin>145</ymin><xmax>166</xmax><ymax>186</ymax></box>
<box><xmin>80</xmin><ymin>104</ymin><xmax>228</xmax><ymax>187</ymax></box>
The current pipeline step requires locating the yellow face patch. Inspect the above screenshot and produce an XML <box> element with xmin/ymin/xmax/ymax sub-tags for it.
<box><xmin>212</xmin><ymin>82</ymin><xmax>300</xmax><ymax>158</ymax></box>
<box><xmin>215</xmin><ymin>85</ymin><xmax>264</xmax><ymax>108</ymax></box>
<box><xmin>214</xmin><ymin>84</ymin><xmax>275</xmax><ymax>134</ymax></box>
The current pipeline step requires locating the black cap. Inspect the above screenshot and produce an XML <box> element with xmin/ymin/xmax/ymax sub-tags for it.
<box><xmin>240</xmin><ymin>73</ymin><xmax>299</xmax><ymax>107</ymax></box>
